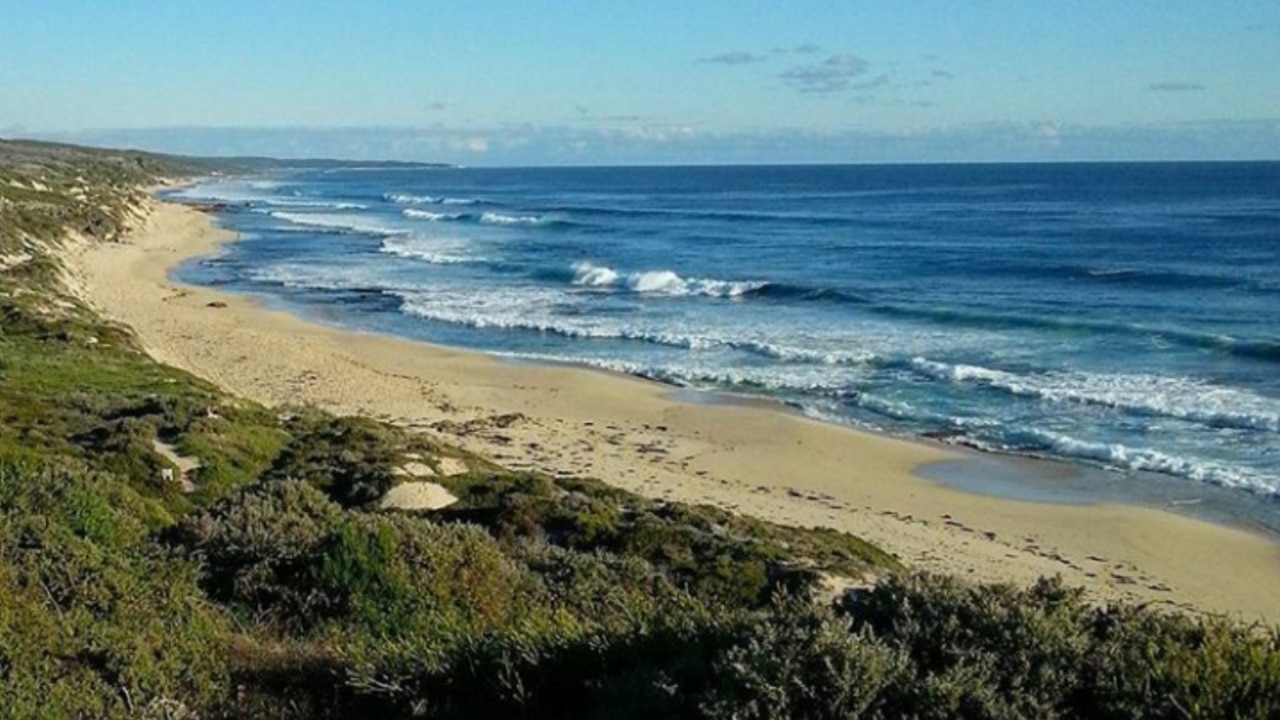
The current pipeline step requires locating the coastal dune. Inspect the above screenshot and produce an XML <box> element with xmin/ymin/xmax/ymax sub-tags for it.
<box><xmin>72</xmin><ymin>196</ymin><xmax>1280</xmax><ymax>622</ymax></box>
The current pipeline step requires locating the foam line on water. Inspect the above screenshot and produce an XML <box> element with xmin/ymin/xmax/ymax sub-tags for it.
<box><xmin>386</xmin><ymin>193</ymin><xmax>485</xmax><ymax>206</ymax></box>
<box><xmin>268</xmin><ymin>211</ymin><xmax>411</xmax><ymax>236</ymax></box>
<box><xmin>909</xmin><ymin>358</ymin><xmax>1280</xmax><ymax>432</ymax></box>
<box><xmin>379</xmin><ymin>237</ymin><xmax>486</xmax><ymax>265</ymax></box>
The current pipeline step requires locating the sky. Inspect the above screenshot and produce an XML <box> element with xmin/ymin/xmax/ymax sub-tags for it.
<box><xmin>1</xmin><ymin>1</ymin><xmax>1277</xmax><ymax>165</ymax></box>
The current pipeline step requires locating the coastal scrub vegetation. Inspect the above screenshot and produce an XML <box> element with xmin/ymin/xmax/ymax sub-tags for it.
<box><xmin>2</xmin><ymin>139</ymin><xmax>1278</xmax><ymax>718</ymax></box>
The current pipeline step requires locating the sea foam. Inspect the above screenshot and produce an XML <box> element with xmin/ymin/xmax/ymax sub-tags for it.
<box><xmin>379</xmin><ymin>237</ymin><xmax>483</xmax><ymax>265</ymax></box>
<box><xmin>570</xmin><ymin>261</ymin><xmax>768</xmax><ymax>298</ymax></box>
<box><xmin>402</xmin><ymin>208</ymin><xmax>464</xmax><ymax>222</ymax></box>
<box><xmin>908</xmin><ymin>358</ymin><xmax>1280</xmax><ymax>433</ymax></box>
<box><xmin>269</xmin><ymin>211</ymin><xmax>410</xmax><ymax>236</ymax></box>
<box><xmin>1009</xmin><ymin>428</ymin><xmax>1276</xmax><ymax>495</ymax></box>
<box><xmin>254</xmin><ymin>198</ymin><xmax>368</xmax><ymax>210</ymax></box>
<box><xmin>480</xmin><ymin>211</ymin><xmax>554</xmax><ymax>226</ymax></box>
<box><xmin>386</xmin><ymin>193</ymin><xmax>482</xmax><ymax>206</ymax></box>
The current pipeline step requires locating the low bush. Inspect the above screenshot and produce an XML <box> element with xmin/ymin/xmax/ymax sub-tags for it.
<box><xmin>0</xmin><ymin>462</ymin><xmax>231</xmax><ymax>719</ymax></box>
<box><xmin>265</xmin><ymin>415</ymin><xmax>404</xmax><ymax>507</ymax></box>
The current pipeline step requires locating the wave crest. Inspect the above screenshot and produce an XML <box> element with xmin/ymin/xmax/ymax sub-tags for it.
<box><xmin>570</xmin><ymin>261</ymin><xmax>768</xmax><ymax>298</ymax></box>
<box><xmin>480</xmin><ymin>211</ymin><xmax>556</xmax><ymax>226</ymax></box>
<box><xmin>909</xmin><ymin>358</ymin><xmax>1280</xmax><ymax>433</ymax></box>
<box><xmin>402</xmin><ymin>208</ymin><xmax>464</xmax><ymax>222</ymax></box>
<box><xmin>1007</xmin><ymin>428</ymin><xmax>1275</xmax><ymax>495</ymax></box>
<box><xmin>380</xmin><ymin>237</ymin><xmax>484</xmax><ymax>265</ymax></box>
<box><xmin>386</xmin><ymin>193</ymin><xmax>483</xmax><ymax>206</ymax></box>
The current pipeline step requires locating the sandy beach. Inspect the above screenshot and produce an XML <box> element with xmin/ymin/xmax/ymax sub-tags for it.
<box><xmin>68</xmin><ymin>194</ymin><xmax>1280</xmax><ymax>623</ymax></box>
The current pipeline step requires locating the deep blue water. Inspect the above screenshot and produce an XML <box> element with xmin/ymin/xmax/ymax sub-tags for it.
<box><xmin>171</xmin><ymin>162</ymin><xmax>1280</xmax><ymax>503</ymax></box>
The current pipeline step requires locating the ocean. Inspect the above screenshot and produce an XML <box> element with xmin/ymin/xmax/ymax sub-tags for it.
<box><xmin>170</xmin><ymin>162</ymin><xmax>1280</xmax><ymax>516</ymax></box>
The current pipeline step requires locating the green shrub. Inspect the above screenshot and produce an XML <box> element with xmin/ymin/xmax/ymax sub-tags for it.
<box><xmin>265</xmin><ymin>415</ymin><xmax>402</xmax><ymax>507</ymax></box>
<box><xmin>0</xmin><ymin>462</ymin><xmax>230</xmax><ymax>719</ymax></box>
<box><xmin>1082</xmin><ymin>606</ymin><xmax>1280</xmax><ymax>719</ymax></box>
<box><xmin>169</xmin><ymin>479</ymin><xmax>342</xmax><ymax>625</ymax></box>
<box><xmin>438</xmin><ymin>471</ymin><xmax>893</xmax><ymax>610</ymax></box>
<box><xmin>847</xmin><ymin>573</ymin><xmax>1091</xmax><ymax>716</ymax></box>
<box><xmin>702</xmin><ymin>595</ymin><xmax>907</xmax><ymax>720</ymax></box>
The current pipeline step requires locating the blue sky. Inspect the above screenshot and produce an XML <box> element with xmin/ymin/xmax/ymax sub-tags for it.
<box><xmin>1</xmin><ymin>1</ymin><xmax>1277</xmax><ymax>164</ymax></box>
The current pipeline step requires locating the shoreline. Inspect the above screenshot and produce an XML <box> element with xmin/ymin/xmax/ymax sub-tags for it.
<box><xmin>69</xmin><ymin>193</ymin><xmax>1280</xmax><ymax>622</ymax></box>
<box><xmin>183</xmin><ymin>285</ymin><xmax>1280</xmax><ymax>542</ymax></box>
<box><xmin>175</xmin><ymin>235</ymin><xmax>1280</xmax><ymax>544</ymax></box>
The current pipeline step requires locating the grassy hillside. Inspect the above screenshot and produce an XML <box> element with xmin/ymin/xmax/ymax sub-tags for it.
<box><xmin>1</xmin><ymin>139</ymin><xmax>1277</xmax><ymax>719</ymax></box>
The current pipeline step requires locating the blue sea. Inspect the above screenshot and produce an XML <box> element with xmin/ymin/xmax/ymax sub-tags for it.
<box><xmin>170</xmin><ymin>162</ymin><xmax>1280</xmax><ymax>511</ymax></box>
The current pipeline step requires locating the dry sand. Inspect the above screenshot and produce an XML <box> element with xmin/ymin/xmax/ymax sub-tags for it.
<box><xmin>68</xmin><ymin>197</ymin><xmax>1280</xmax><ymax>623</ymax></box>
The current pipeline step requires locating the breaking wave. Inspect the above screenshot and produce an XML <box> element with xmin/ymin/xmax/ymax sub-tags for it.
<box><xmin>268</xmin><ymin>211</ymin><xmax>410</xmax><ymax>236</ymax></box>
<box><xmin>480</xmin><ymin>211</ymin><xmax>562</xmax><ymax>227</ymax></box>
<box><xmin>570</xmin><ymin>261</ymin><xmax>769</xmax><ymax>298</ymax></box>
<box><xmin>379</xmin><ymin>237</ymin><xmax>486</xmax><ymax>265</ymax></box>
<box><xmin>386</xmin><ymin>193</ymin><xmax>484</xmax><ymax>206</ymax></box>
<box><xmin>1000</xmin><ymin>428</ymin><xmax>1276</xmax><ymax>495</ymax></box>
<box><xmin>907</xmin><ymin>359</ymin><xmax>1280</xmax><ymax>433</ymax></box>
<box><xmin>402</xmin><ymin>208</ymin><xmax>465</xmax><ymax>222</ymax></box>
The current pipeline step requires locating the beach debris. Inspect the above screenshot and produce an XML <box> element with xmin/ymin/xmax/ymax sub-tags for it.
<box><xmin>431</xmin><ymin>412</ymin><xmax>527</xmax><ymax>437</ymax></box>
<box><xmin>379</xmin><ymin>481</ymin><xmax>458</xmax><ymax>511</ymax></box>
<box><xmin>206</xmin><ymin>300</ymin><xmax>228</xmax><ymax>308</ymax></box>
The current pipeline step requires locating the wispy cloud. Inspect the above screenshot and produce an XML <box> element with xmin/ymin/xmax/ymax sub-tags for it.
<box><xmin>931</xmin><ymin>70</ymin><xmax>956</xmax><ymax>80</ymax></box>
<box><xmin>698</xmin><ymin>51</ymin><xmax>766</xmax><ymax>65</ymax></box>
<box><xmin>1148</xmin><ymin>82</ymin><xmax>1205</xmax><ymax>92</ymax></box>
<box><xmin>780</xmin><ymin>53</ymin><xmax>871</xmax><ymax>93</ymax></box>
<box><xmin>778</xmin><ymin>43</ymin><xmax>821</xmax><ymax>55</ymax></box>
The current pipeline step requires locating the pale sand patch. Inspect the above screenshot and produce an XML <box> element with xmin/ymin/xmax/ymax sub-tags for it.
<box><xmin>380</xmin><ymin>482</ymin><xmax>458</xmax><ymax>511</ymax></box>
<box><xmin>67</xmin><ymin>198</ymin><xmax>1280</xmax><ymax>623</ymax></box>
<box><xmin>437</xmin><ymin>457</ymin><xmax>469</xmax><ymax>477</ymax></box>
<box><xmin>394</xmin><ymin>461</ymin><xmax>437</xmax><ymax>478</ymax></box>
<box><xmin>152</xmin><ymin>439</ymin><xmax>201</xmax><ymax>494</ymax></box>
